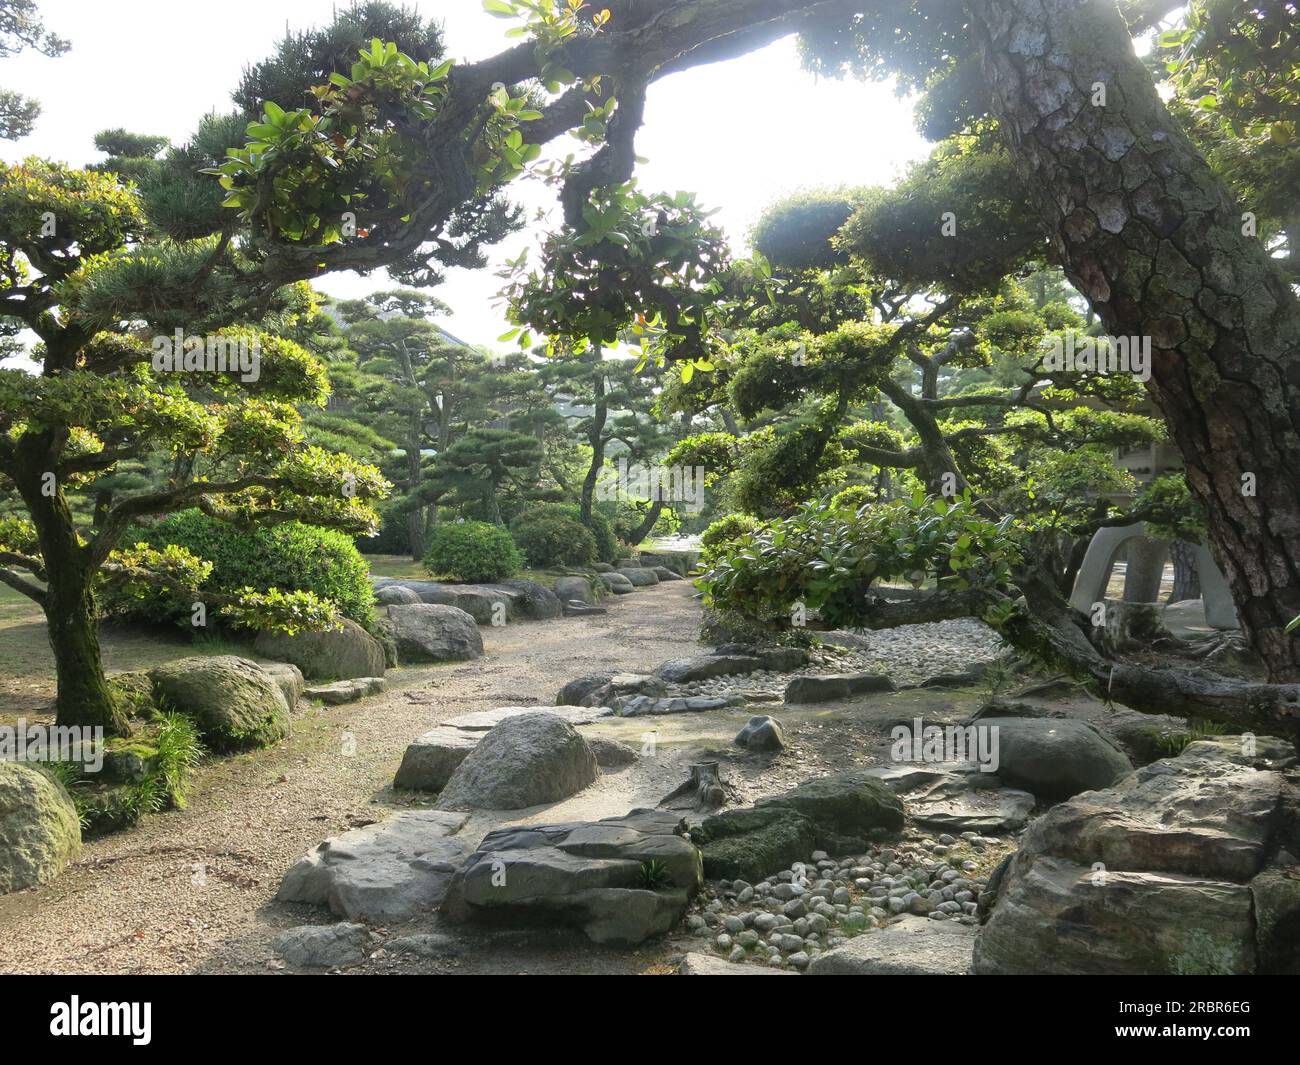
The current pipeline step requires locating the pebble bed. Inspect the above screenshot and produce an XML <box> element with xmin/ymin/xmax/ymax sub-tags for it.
<box><xmin>668</xmin><ymin>619</ymin><xmax>1005</xmax><ymax>702</ymax></box>
<box><xmin>675</xmin><ymin>831</ymin><xmax>1011</xmax><ymax>971</ymax></box>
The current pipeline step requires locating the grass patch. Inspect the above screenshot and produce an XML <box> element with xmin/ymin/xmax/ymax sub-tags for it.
<box><xmin>44</xmin><ymin>712</ymin><xmax>204</xmax><ymax>836</ymax></box>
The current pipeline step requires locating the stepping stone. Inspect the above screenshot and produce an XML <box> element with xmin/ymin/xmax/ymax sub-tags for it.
<box><xmin>272</xmin><ymin>923</ymin><xmax>372</xmax><ymax>969</ymax></box>
<box><xmin>807</xmin><ymin>915</ymin><xmax>976</xmax><ymax>975</ymax></box>
<box><xmin>276</xmin><ymin>810</ymin><xmax>471</xmax><ymax>922</ymax></box>
<box><xmin>678</xmin><ymin>952</ymin><xmax>795</xmax><ymax>975</ymax></box>
<box><xmin>656</xmin><ymin>654</ymin><xmax>762</xmax><ymax>683</ymax></box>
<box><xmin>305</xmin><ymin>677</ymin><xmax>385</xmax><ymax>704</ymax></box>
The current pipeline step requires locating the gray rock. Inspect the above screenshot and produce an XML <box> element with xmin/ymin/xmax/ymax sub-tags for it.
<box><xmin>651</xmin><ymin>566</ymin><xmax>683</xmax><ymax>582</ymax></box>
<box><xmin>0</xmin><ymin>762</ymin><xmax>81</xmax><ymax>894</ymax></box>
<box><xmin>254</xmin><ymin>618</ymin><xmax>386</xmax><ymax>680</ymax></box>
<box><xmin>974</xmin><ymin>751</ymin><xmax>1298</xmax><ymax>974</ymax></box>
<box><xmin>437</xmin><ymin>584</ymin><xmax>521</xmax><ymax>625</ymax></box>
<box><xmin>393</xmin><ymin>726</ymin><xmax>481</xmax><ymax>791</ymax></box>
<box><xmin>272</xmin><ymin>923</ymin><xmax>372</xmax><ymax>968</ymax></box>
<box><xmin>982</xmin><ymin>717</ymin><xmax>1133</xmax><ymax>799</ymax></box>
<box><xmin>378</xmin><ymin>580</ymin><xmax>459</xmax><ymax>606</ymax></box>
<box><xmin>276</xmin><ymin>810</ymin><xmax>471</xmax><ymax>922</ymax></box>
<box><xmin>866</xmin><ymin>766</ymin><xmax>1036</xmax><ymax>833</ymax></box>
<box><xmin>500</xmin><ymin>579</ymin><xmax>563</xmax><ymax>620</ymax></box>
<box><xmin>375</xmin><ymin>584</ymin><xmax>422</xmax><ymax>605</ymax></box>
<box><xmin>808</xmin><ymin>915</ymin><xmax>976</xmax><ymax>974</ymax></box>
<box><xmin>598</xmin><ymin>572</ymin><xmax>636</xmax><ymax>594</ymax></box>
<box><xmin>304</xmin><ymin>677</ymin><xmax>385</xmax><ymax>705</ymax></box>
<box><xmin>620</xmin><ymin>567</ymin><xmax>660</xmax><ymax>587</ymax></box>
<box><xmin>735</xmin><ymin>715</ymin><xmax>786</xmax><ymax>752</ymax></box>
<box><xmin>261</xmin><ymin>662</ymin><xmax>304</xmax><ymax>710</ymax></box>
<box><xmin>554</xmin><ymin>575</ymin><xmax>596</xmax><ymax>606</ymax></box>
<box><xmin>440</xmin><ymin>705</ymin><xmax>611</xmax><ymax>731</ymax></box>
<box><xmin>557</xmin><ymin>673</ymin><xmax>611</xmax><ymax>706</ymax></box>
<box><xmin>388</xmin><ymin>932</ymin><xmax>462</xmax><ymax>959</ymax></box>
<box><xmin>784</xmin><ymin>673</ymin><xmax>896</xmax><ymax>704</ymax></box>
<box><xmin>442</xmin><ymin>808</ymin><xmax>702</xmax><ymax>945</ymax></box>
<box><xmin>385</xmin><ymin>604</ymin><xmax>483</xmax><ymax>663</ymax></box>
<box><xmin>656</xmin><ymin>655</ymin><xmax>762</xmax><ymax>683</ymax></box>
<box><xmin>562</xmin><ymin>603</ymin><xmax>608</xmax><ymax>617</ymax></box>
<box><xmin>436</xmin><ymin>712</ymin><xmax>598</xmax><ymax>811</ymax></box>
<box><xmin>149</xmin><ymin>655</ymin><xmax>289</xmax><ymax>751</ymax></box>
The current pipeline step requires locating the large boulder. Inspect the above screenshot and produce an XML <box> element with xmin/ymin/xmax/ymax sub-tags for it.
<box><xmin>385</xmin><ymin>604</ymin><xmax>483</xmax><ymax>663</ymax></box>
<box><xmin>440</xmin><ymin>584</ymin><xmax>520</xmax><ymax>625</ymax></box>
<box><xmin>441</xmin><ymin>808</ymin><xmax>702</xmax><ymax>945</ymax></box>
<box><xmin>864</xmin><ymin>764</ymin><xmax>1036</xmax><ymax>834</ymax></box>
<box><xmin>393</xmin><ymin>726</ymin><xmax>481</xmax><ymax>792</ymax></box>
<box><xmin>619</xmin><ymin>567</ymin><xmax>659</xmax><ymax>587</ymax></box>
<box><xmin>691</xmin><ymin>805</ymin><xmax>817</xmax><ymax>882</ymax></box>
<box><xmin>808</xmin><ymin>915</ymin><xmax>976</xmax><ymax>975</ymax></box>
<box><xmin>261</xmin><ymin>662</ymin><xmax>305</xmax><ymax>710</ymax></box>
<box><xmin>974</xmin><ymin>748</ymin><xmax>1300</xmax><ymax>974</ymax></box>
<box><xmin>554</xmin><ymin>575</ymin><xmax>595</xmax><ymax>607</ymax></box>
<box><xmin>500</xmin><ymin>578</ymin><xmax>563</xmax><ymax>620</ymax></box>
<box><xmin>558</xmin><ymin>672</ymin><xmax>667</xmax><ymax>708</ymax></box>
<box><xmin>756</xmin><ymin>769</ymin><xmax>905</xmax><ymax>846</ymax></box>
<box><xmin>981</xmin><ymin>717</ymin><xmax>1133</xmax><ymax>799</ymax></box>
<box><xmin>149</xmin><ymin>655</ymin><xmax>289</xmax><ymax>751</ymax></box>
<box><xmin>0</xmin><ymin>762</ymin><xmax>81</xmax><ymax>894</ymax></box>
<box><xmin>276</xmin><ymin>810</ymin><xmax>471</xmax><ymax>922</ymax></box>
<box><xmin>598</xmin><ymin>571</ymin><xmax>635</xmax><ymax>595</ymax></box>
<box><xmin>435</xmin><ymin>712</ymin><xmax>599</xmax><ymax>811</ymax></box>
<box><xmin>254</xmin><ymin>618</ymin><xmax>386</xmax><ymax>680</ymax></box>
<box><xmin>377</xmin><ymin>580</ymin><xmax>458</xmax><ymax>606</ymax></box>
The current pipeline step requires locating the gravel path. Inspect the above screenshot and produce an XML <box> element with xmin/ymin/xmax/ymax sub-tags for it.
<box><xmin>0</xmin><ymin>584</ymin><xmax>704</xmax><ymax>975</ymax></box>
<box><xmin>0</xmin><ymin>583</ymin><xmax>1006</xmax><ymax>975</ymax></box>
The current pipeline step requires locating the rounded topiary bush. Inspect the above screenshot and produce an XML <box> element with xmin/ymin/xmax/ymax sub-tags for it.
<box><xmin>99</xmin><ymin>510</ymin><xmax>373</xmax><ymax>627</ymax></box>
<box><xmin>510</xmin><ymin>510</ymin><xmax>598</xmax><ymax>568</ymax></box>
<box><xmin>423</xmin><ymin>520</ymin><xmax>522</xmax><ymax>582</ymax></box>
<box><xmin>700</xmin><ymin>513</ymin><xmax>762</xmax><ymax>562</ymax></box>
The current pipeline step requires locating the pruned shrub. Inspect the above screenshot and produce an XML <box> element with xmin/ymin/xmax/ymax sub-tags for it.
<box><xmin>423</xmin><ymin>520</ymin><xmax>521</xmax><ymax>582</ymax></box>
<box><xmin>510</xmin><ymin>506</ymin><xmax>598</xmax><ymax>568</ymax></box>
<box><xmin>98</xmin><ymin>510</ymin><xmax>374</xmax><ymax>628</ymax></box>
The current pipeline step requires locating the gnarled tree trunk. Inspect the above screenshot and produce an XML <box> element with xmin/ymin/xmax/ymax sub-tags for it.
<box><xmin>966</xmin><ymin>0</ymin><xmax>1300</xmax><ymax>680</ymax></box>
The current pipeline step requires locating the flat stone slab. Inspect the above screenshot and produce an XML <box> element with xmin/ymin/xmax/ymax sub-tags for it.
<box><xmin>442</xmin><ymin>705</ymin><xmax>613</xmax><ymax>731</ymax></box>
<box><xmin>394</xmin><ymin>726</ymin><xmax>482</xmax><ymax>791</ymax></box>
<box><xmin>620</xmin><ymin>695</ymin><xmax>739</xmax><ymax>716</ymax></box>
<box><xmin>305</xmin><ymin>677</ymin><xmax>385</xmax><ymax>704</ymax></box>
<box><xmin>784</xmin><ymin>673</ymin><xmax>897</xmax><ymax>704</ymax></box>
<box><xmin>442</xmin><ymin>808</ymin><xmax>702</xmax><ymax>945</ymax></box>
<box><xmin>808</xmin><ymin>916</ymin><xmax>977</xmax><ymax>975</ymax></box>
<box><xmin>276</xmin><ymin>810</ymin><xmax>471</xmax><ymax>922</ymax></box>
<box><xmin>656</xmin><ymin>655</ymin><xmax>762</xmax><ymax>683</ymax></box>
<box><xmin>679</xmin><ymin>952</ymin><xmax>796</xmax><ymax>975</ymax></box>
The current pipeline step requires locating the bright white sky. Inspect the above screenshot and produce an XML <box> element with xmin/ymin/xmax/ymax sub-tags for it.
<box><xmin>1</xmin><ymin>0</ymin><xmax>930</xmax><ymax>349</ymax></box>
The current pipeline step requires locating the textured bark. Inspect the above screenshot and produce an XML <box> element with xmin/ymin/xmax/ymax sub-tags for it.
<box><xmin>966</xmin><ymin>0</ymin><xmax>1300</xmax><ymax>680</ymax></box>
<box><xmin>1169</xmin><ymin>539</ymin><xmax>1201</xmax><ymax>601</ymax></box>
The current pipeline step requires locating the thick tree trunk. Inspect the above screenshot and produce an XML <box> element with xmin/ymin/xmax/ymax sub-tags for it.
<box><xmin>14</xmin><ymin>440</ymin><xmax>130</xmax><ymax>734</ymax></box>
<box><xmin>967</xmin><ymin>0</ymin><xmax>1300</xmax><ymax>679</ymax></box>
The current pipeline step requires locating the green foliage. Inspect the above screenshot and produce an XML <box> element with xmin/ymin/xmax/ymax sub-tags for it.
<box><xmin>503</xmin><ymin>183</ymin><xmax>749</xmax><ymax>367</ymax></box>
<box><xmin>701</xmin><ymin>492</ymin><xmax>1018</xmax><ymax>629</ymax></box>
<box><xmin>700</xmin><ymin>513</ymin><xmax>762</xmax><ymax>563</ymax></box>
<box><xmin>510</xmin><ymin>508</ymin><xmax>597</xmax><ymax>568</ymax></box>
<box><xmin>636</xmin><ymin>858</ymin><xmax>674</xmax><ymax>891</ymax></box>
<box><xmin>837</xmin><ymin>143</ymin><xmax>1042</xmax><ymax>294</ymax></box>
<box><xmin>750</xmin><ymin>187</ymin><xmax>863</xmax><ymax>272</ymax></box>
<box><xmin>45</xmin><ymin>712</ymin><xmax>204</xmax><ymax>836</ymax></box>
<box><xmin>423</xmin><ymin>519</ymin><xmax>521</xmax><ymax>582</ymax></box>
<box><xmin>99</xmin><ymin>509</ymin><xmax>373</xmax><ymax>628</ymax></box>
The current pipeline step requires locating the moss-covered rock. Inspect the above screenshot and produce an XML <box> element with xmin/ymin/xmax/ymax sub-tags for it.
<box><xmin>149</xmin><ymin>655</ymin><xmax>289</xmax><ymax>752</ymax></box>
<box><xmin>693</xmin><ymin>806</ymin><xmax>817</xmax><ymax>882</ymax></box>
<box><xmin>758</xmin><ymin>769</ymin><xmax>906</xmax><ymax>840</ymax></box>
<box><xmin>0</xmin><ymin>762</ymin><xmax>81</xmax><ymax>894</ymax></box>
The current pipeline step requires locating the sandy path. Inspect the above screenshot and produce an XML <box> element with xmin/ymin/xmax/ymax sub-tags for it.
<box><xmin>0</xmin><ymin>583</ymin><xmax>705</xmax><ymax>975</ymax></box>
